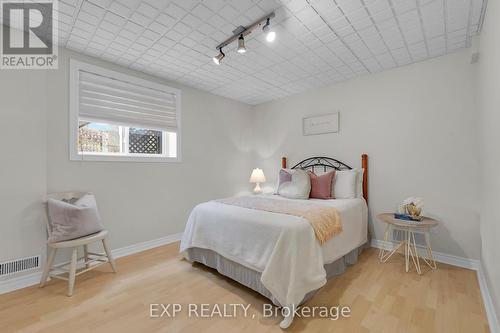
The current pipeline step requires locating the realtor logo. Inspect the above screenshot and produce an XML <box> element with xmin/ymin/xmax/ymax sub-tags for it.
<box><xmin>1</xmin><ymin>0</ymin><xmax>58</xmax><ymax>69</ymax></box>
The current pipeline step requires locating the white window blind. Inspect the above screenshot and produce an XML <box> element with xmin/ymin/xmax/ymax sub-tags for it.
<box><xmin>77</xmin><ymin>70</ymin><xmax>179</xmax><ymax>132</ymax></box>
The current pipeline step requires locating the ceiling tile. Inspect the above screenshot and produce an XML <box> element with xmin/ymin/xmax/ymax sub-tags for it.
<box><xmin>54</xmin><ymin>0</ymin><xmax>486</xmax><ymax>105</ymax></box>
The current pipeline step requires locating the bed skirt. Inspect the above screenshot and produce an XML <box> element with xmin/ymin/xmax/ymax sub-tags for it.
<box><xmin>185</xmin><ymin>243</ymin><xmax>367</xmax><ymax>306</ymax></box>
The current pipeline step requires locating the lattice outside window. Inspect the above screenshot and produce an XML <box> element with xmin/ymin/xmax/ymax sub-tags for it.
<box><xmin>128</xmin><ymin>128</ymin><xmax>162</xmax><ymax>155</ymax></box>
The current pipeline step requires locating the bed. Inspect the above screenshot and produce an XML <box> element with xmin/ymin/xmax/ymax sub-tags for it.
<box><xmin>180</xmin><ymin>155</ymin><xmax>369</xmax><ymax>328</ymax></box>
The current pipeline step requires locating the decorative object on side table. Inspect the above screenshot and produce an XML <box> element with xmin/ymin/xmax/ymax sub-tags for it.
<box><xmin>249</xmin><ymin>168</ymin><xmax>266</xmax><ymax>194</ymax></box>
<box><xmin>396</xmin><ymin>197</ymin><xmax>424</xmax><ymax>221</ymax></box>
<box><xmin>377</xmin><ymin>212</ymin><xmax>439</xmax><ymax>275</ymax></box>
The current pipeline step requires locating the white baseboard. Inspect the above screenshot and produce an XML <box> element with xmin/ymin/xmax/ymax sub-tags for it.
<box><xmin>371</xmin><ymin>239</ymin><xmax>499</xmax><ymax>332</ymax></box>
<box><xmin>478</xmin><ymin>264</ymin><xmax>500</xmax><ymax>333</ymax></box>
<box><xmin>0</xmin><ymin>271</ymin><xmax>43</xmax><ymax>295</ymax></box>
<box><xmin>111</xmin><ymin>232</ymin><xmax>183</xmax><ymax>259</ymax></box>
<box><xmin>370</xmin><ymin>239</ymin><xmax>480</xmax><ymax>270</ymax></box>
<box><xmin>0</xmin><ymin>232</ymin><xmax>183</xmax><ymax>295</ymax></box>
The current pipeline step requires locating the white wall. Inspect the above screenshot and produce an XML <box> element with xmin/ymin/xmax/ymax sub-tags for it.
<box><xmin>252</xmin><ymin>49</ymin><xmax>480</xmax><ymax>259</ymax></box>
<box><xmin>477</xmin><ymin>0</ymin><xmax>500</xmax><ymax>322</ymax></box>
<box><xmin>0</xmin><ymin>69</ymin><xmax>48</xmax><ymax>282</ymax></box>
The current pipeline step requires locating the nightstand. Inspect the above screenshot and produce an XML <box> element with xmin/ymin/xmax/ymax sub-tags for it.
<box><xmin>377</xmin><ymin>213</ymin><xmax>439</xmax><ymax>275</ymax></box>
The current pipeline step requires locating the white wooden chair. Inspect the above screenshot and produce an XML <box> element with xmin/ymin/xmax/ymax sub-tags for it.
<box><xmin>40</xmin><ymin>192</ymin><xmax>117</xmax><ymax>296</ymax></box>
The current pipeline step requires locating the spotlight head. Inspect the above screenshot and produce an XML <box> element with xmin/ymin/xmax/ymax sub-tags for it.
<box><xmin>262</xmin><ymin>18</ymin><xmax>275</xmax><ymax>42</ymax></box>
<box><xmin>213</xmin><ymin>47</ymin><xmax>225</xmax><ymax>65</ymax></box>
<box><xmin>266</xmin><ymin>31</ymin><xmax>276</xmax><ymax>42</ymax></box>
<box><xmin>237</xmin><ymin>34</ymin><xmax>246</xmax><ymax>53</ymax></box>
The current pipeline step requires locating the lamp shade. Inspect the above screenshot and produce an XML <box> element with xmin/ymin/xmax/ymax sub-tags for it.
<box><xmin>249</xmin><ymin>168</ymin><xmax>266</xmax><ymax>183</ymax></box>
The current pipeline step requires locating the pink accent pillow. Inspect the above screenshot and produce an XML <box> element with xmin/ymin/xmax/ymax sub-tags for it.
<box><xmin>309</xmin><ymin>171</ymin><xmax>335</xmax><ymax>199</ymax></box>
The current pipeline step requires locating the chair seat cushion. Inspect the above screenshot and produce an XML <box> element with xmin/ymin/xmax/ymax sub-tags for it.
<box><xmin>50</xmin><ymin>230</ymin><xmax>108</xmax><ymax>248</ymax></box>
<box><xmin>47</xmin><ymin>194</ymin><xmax>104</xmax><ymax>243</ymax></box>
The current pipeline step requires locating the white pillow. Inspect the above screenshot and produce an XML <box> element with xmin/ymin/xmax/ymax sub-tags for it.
<box><xmin>355</xmin><ymin>168</ymin><xmax>365</xmax><ymax>199</ymax></box>
<box><xmin>278</xmin><ymin>169</ymin><xmax>311</xmax><ymax>199</ymax></box>
<box><xmin>333</xmin><ymin>170</ymin><xmax>358</xmax><ymax>199</ymax></box>
<box><xmin>47</xmin><ymin>194</ymin><xmax>104</xmax><ymax>243</ymax></box>
<box><xmin>274</xmin><ymin>168</ymin><xmax>293</xmax><ymax>194</ymax></box>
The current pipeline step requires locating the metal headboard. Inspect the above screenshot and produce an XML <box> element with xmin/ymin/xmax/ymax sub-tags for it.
<box><xmin>281</xmin><ymin>154</ymin><xmax>368</xmax><ymax>202</ymax></box>
<box><xmin>290</xmin><ymin>156</ymin><xmax>352</xmax><ymax>173</ymax></box>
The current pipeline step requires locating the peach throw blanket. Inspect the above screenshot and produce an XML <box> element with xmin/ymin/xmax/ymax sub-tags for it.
<box><xmin>217</xmin><ymin>196</ymin><xmax>342</xmax><ymax>244</ymax></box>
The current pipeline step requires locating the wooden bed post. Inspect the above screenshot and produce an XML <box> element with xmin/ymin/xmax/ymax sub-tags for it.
<box><xmin>281</xmin><ymin>157</ymin><xmax>287</xmax><ymax>169</ymax></box>
<box><xmin>361</xmin><ymin>154</ymin><xmax>368</xmax><ymax>203</ymax></box>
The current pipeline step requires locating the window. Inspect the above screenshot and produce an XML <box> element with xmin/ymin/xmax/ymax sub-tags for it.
<box><xmin>70</xmin><ymin>60</ymin><xmax>181</xmax><ymax>162</ymax></box>
<box><xmin>77</xmin><ymin>122</ymin><xmax>177</xmax><ymax>157</ymax></box>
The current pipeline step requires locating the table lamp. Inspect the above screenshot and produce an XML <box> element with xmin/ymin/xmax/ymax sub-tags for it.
<box><xmin>249</xmin><ymin>168</ymin><xmax>266</xmax><ymax>194</ymax></box>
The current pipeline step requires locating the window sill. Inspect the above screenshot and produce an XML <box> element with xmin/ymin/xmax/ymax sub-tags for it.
<box><xmin>70</xmin><ymin>153</ymin><xmax>181</xmax><ymax>163</ymax></box>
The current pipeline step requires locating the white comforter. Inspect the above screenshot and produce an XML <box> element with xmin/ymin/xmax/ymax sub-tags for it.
<box><xmin>180</xmin><ymin>194</ymin><xmax>367</xmax><ymax>308</ymax></box>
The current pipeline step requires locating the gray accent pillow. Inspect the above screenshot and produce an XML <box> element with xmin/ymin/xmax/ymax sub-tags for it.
<box><xmin>47</xmin><ymin>194</ymin><xmax>104</xmax><ymax>243</ymax></box>
<box><xmin>277</xmin><ymin>169</ymin><xmax>311</xmax><ymax>199</ymax></box>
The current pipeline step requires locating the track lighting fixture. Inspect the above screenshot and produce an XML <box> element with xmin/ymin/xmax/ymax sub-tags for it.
<box><xmin>237</xmin><ymin>34</ymin><xmax>246</xmax><ymax>53</ymax></box>
<box><xmin>212</xmin><ymin>47</ymin><xmax>225</xmax><ymax>65</ymax></box>
<box><xmin>212</xmin><ymin>12</ymin><xmax>275</xmax><ymax>64</ymax></box>
<box><xmin>262</xmin><ymin>18</ymin><xmax>276</xmax><ymax>42</ymax></box>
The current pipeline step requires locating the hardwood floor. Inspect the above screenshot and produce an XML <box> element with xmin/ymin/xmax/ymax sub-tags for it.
<box><xmin>0</xmin><ymin>243</ymin><xmax>489</xmax><ymax>333</ymax></box>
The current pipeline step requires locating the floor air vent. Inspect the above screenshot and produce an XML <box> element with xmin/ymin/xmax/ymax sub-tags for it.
<box><xmin>0</xmin><ymin>256</ymin><xmax>40</xmax><ymax>276</ymax></box>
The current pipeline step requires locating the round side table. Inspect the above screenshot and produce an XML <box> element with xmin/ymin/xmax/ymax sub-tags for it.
<box><xmin>377</xmin><ymin>213</ymin><xmax>439</xmax><ymax>275</ymax></box>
